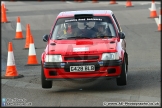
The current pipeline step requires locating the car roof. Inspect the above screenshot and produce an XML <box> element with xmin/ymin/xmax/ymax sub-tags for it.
<box><xmin>57</xmin><ymin>10</ymin><xmax>113</xmax><ymax>18</ymax></box>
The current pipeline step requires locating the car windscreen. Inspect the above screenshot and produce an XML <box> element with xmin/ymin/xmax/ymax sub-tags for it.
<box><xmin>51</xmin><ymin>16</ymin><xmax>117</xmax><ymax>40</ymax></box>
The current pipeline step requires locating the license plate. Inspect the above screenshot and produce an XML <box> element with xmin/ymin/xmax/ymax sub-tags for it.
<box><xmin>70</xmin><ymin>65</ymin><xmax>95</xmax><ymax>72</ymax></box>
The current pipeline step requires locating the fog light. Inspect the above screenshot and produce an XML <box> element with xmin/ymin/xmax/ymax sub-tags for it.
<box><xmin>107</xmin><ymin>68</ymin><xmax>116</xmax><ymax>74</ymax></box>
<box><xmin>49</xmin><ymin>71</ymin><xmax>57</xmax><ymax>76</ymax></box>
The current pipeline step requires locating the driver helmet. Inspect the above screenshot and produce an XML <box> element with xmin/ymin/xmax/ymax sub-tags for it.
<box><xmin>96</xmin><ymin>22</ymin><xmax>107</xmax><ymax>29</ymax></box>
<box><xmin>64</xmin><ymin>23</ymin><xmax>70</xmax><ymax>29</ymax></box>
<box><xmin>64</xmin><ymin>22</ymin><xmax>78</xmax><ymax>29</ymax></box>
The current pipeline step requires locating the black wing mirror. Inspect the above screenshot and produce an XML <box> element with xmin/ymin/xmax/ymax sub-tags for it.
<box><xmin>43</xmin><ymin>34</ymin><xmax>49</xmax><ymax>42</ymax></box>
<box><xmin>118</xmin><ymin>32</ymin><xmax>125</xmax><ymax>39</ymax></box>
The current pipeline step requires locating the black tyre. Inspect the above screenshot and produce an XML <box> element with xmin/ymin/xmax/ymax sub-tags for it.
<box><xmin>41</xmin><ymin>63</ymin><xmax>52</xmax><ymax>89</ymax></box>
<box><xmin>116</xmin><ymin>58</ymin><xmax>127</xmax><ymax>86</ymax></box>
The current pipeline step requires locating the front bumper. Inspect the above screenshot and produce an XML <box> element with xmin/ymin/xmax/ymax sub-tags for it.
<box><xmin>43</xmin><ymin>60</ymin><xmax>122</xmax><ymax>79</ymax></box>
<box><xmin>44</xmin><ymin>60</ymin><xmax>122</xmax><ymax>68</ymax></box>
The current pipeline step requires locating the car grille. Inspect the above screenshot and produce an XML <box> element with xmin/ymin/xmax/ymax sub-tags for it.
<box><xmin>64</xmin><ymin>56</ymin><xmax>99</xmax><ymax>61</ymax></box>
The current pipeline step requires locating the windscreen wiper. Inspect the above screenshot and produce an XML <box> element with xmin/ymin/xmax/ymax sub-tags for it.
<box><xmin>96</xmin><ymin>36</ymin><xmax>114</xmax><ymax>38</ymax></box>
<box><xmin>66</xmin><ymin>36</ymin><xmax>77</xmax><ymax>39</ymax></box>
<box><xmin>76</xmin><ymin>36</ymin><xmax>91</xmax><ymax>39</ymax></box>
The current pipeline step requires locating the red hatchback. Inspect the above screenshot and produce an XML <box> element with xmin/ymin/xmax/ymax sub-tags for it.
<box><xmin>41</xmin><ymin>10</ymin><xmax>128</xmax><ymax>89</ymax></box>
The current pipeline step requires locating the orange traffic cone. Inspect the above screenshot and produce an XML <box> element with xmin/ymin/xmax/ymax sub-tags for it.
<box><xmin>158</xmin><ymin>8</ymin><xmax>161</xmax><ymax>31</ymax></box>
<box><xmin>25</xmin><ymin>35</ymin><xmax>40</xmax><ymax>66</ymax></box>
<box><xmin>1</xmin><ymin>42</ymin><xmax>24</xmax><ymax>79</ymax></box>
<box><xmin>149</xmin><ymin>0</ymin><xmax>158</xmax><ymax>18</ymax></box>
<box><xmin>92</xmin><ymin>0</ymin><xmax>98</xmax><ymax>3</ymax></box>
<box><xmin>23</xmin><ymin>24</ymin><xmax>37</xmax><ymax>50</ymax></box>
<box><xmin>1</xmin><ymin>3</ymin><xmax>8</xmax><ymax>23</ymax></box>
<box><xmin>30</xmin><ymin>32</ymin><xmax>37</xmax><ymax>49</ymax></box>
<box><xmin>1</xmin><ymin>1</ymin><xmax>8</xmax><ymax>11</ymax></box>
<box><xmin>126</xmin><ymin>0</ymin><xmax>133</xmax><ymax>7</ymax></box>
<box><xmin>24</xmin><ymin>24</ymin><xmax>31</xmax><ymax>49</ymax></box>
<box><xmin>109</xmin><ymin>0</ymin><xmax>117</xmax><ymax>4</ymax></box>
<box><xmin>13</xmin><ymin>16</ymin><xmax>24</xmax><ymax>40</ymax></box>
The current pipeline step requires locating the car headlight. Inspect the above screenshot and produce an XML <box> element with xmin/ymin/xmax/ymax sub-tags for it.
<box><xmin>45</xmin><ymin>55</ymin><xmax>62</xmax><ymax>62</ymax></box>
<box><xmin>101</xmin><ymin>53</ymin><xmax>119</xmax><ymax>60</ymax></box>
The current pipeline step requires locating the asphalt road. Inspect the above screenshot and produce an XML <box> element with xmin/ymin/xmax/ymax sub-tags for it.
<box><xmin>1</xmin><ymin>1</ymin><xmax>161</xmax><ymax>107</ymax></box>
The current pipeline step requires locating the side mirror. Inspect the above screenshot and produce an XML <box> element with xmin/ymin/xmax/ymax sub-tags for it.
<box><xmin>118</xmin><ymin>32</ymin><xmax>125</xmax><ymax>39</ymax></box>
<box><xmin>43</xmin><ymin>34</ymin><xmax>49</xmax><ymax>42</ymax></box>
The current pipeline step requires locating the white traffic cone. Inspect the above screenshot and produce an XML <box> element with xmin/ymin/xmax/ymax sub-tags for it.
<box><xmin>13</xmin><ymin>16</ymin><xmax>24</xmax><ymax>40</ymax></box>
<box><xmin>158</xmin><ymin>8</ymin><xmax>161</xmax><ymax>31</ymax></box>
<box><xmin>150</xmin><ymin>0</ymin><xmax>158</xmax><ymax>18</ymax></box>
<box><xmin>1</xmin><ymin>42</ymin><xmax>24</xmax><ymax>79</ymax></box>
<box><xmin>26</xmin><ymin>35</ymin><xmax>40</xmax><ymax>66</ymax></box>
<box><xmin>1</xmin><ymin>1</ymin><xmax>7</xmax><ymax>11</ymax></box>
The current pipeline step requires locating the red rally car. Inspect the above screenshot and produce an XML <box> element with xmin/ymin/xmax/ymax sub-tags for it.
<box><xmin>41</xmin><ymin>10</ymin><xmax>128</xmax><ymax>89</ymax></box>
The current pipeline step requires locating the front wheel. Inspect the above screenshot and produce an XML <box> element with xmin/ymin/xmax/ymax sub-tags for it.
<box><xmin>41</xmin><ymin>62</ymin><xmax>52</xmax><ymax>89</ymax></box>
<box><xmin>116</xmin><ymin>58</ymin><xmax>127</xmax><ymax>86</ymax></box>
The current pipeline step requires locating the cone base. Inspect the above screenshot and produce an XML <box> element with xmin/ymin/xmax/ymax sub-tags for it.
<box><xmin>1</xmin><ymin>21</ymin><xmax>10</xmax><ymax>23</ymax></box>
<box><xmin>1</xmin><ymin>18</ymin><xmax>8</xmax><ymax>23</ymax></box>
<box><xmin>13</xmin><ymin>38</ymin><xmax>25</xmax><ymax>40</ymax></box>
<box><xmin>24</xmin><ymin>44</ymin><xmax>29</xmax><ymax>49</ymax></box>
<box><xmin>126</xmin><ymin>5</ymin><xmax>134</xmax><ymax>7</ymax></box>
<box><xmin>158</xmin><ymin>24</ymin><xmax>161</xmax><ymax>31</ymax></box>
<box><xmin>5</xmin><ymin>66</ymin><xmax>18</xmax><ymax>76</ymax></box>
<box><xmin>150</xmin><ymin>11</ymin><xmax>158</xmax><ymax>18</ymax></box>
<box><xmin>148</xmin><ymin>16</ymin><xmax>159</xmax><ymax>18</ymax></box>
<box><xmin>23</xmin><ymin>48</ymin><xmax>29</xmax><ymax>50</ymax></box>
<box><xmin>27</xmin><ymin>55</ymin><xmax>39</xmax><ymax>64</ymax></box>
<box><xmin>109</xmin><ymin>2</ymin><xmax>118</xmax><ymax>4</ymax></box>
<box><xmin>15</xmin><ymin>32</ymin><xmax>24</xmax><ymax>39</ymax></box>
<box><xmin>92</xmin><ymin>2</ymin><xmax>98</xmax><ymax>3</ymax></box>
<box><xmin>78</xmin><ymin>0</ymin><xmax>83</xmax><ymax>2</ymax></box>
<box><xmin>1</xmin><ymin>74</ymin><xmax>24</xmax><ymax>79</ymax></box>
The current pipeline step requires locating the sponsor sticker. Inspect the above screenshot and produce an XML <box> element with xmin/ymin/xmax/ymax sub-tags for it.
<box><xmin>73</xmin><ymin>47</ymin><xmax>89</xmax><ymax>52</ymax></box>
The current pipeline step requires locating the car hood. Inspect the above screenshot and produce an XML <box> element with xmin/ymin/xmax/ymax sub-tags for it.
<box><xmin>45</xmin><ymin>38</ymin><xmax>118</xmax><ymax>55</ymax></box>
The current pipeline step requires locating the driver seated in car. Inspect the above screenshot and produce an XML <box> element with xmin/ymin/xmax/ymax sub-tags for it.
<box><xmin>61</xmin><ymin>22</ymin><xmax>79</xmax><ymax>37</ymax></box>
<box><xmin>95</xmin><ymin>22</ymin><xmax>110</xmax><ymax>38</ymax></box>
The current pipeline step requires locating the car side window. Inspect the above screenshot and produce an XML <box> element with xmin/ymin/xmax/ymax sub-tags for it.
<box><xmin>112</xmin><ymin>14</ymin><xmax>121</xmax><ymax>32</ymax></box>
